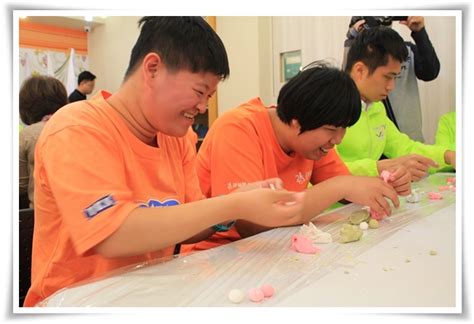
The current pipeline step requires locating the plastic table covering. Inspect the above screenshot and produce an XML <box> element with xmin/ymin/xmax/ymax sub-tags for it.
<box><xmin>39</xmin><ymin>173</ymin><xmax>457</xmax><ymax>307</ymax></box>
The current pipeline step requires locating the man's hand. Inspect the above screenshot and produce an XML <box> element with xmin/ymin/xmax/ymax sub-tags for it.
<box><xmin>386</xmin><ymin>165</ymin><xmax>412</xmax><ymax>196</ymax></box>
<box><xmin>444</xmin><ymin>150</ymin><xmax>456</xmax><ymax>169</ymax></box>
<box><xmin>400</xmin><ymin>16</ymin><xmax>425</xmax><ymax>32</ymax></box>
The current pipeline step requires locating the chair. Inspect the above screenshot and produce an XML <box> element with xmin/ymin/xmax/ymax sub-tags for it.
<box><xmin>19</xmin><ymin>208</ymin><xmax>34</xmax><ymax>307</ymax></box>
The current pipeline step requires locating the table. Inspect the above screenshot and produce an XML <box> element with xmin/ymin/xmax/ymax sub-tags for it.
<box><xmin>40</xmin><ymin>173</ymin><xmax>458</xmax><ymax>308</ymax></box>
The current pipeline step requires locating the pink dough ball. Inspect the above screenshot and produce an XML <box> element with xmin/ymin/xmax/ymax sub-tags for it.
<box><xmin>248</xmin><ymin>288</ymin><xmax>265</xmax><ymax>302</ymax></box>
<box><xmin>260</xmin><ymin>284</ymin><xmax>275</xmax><ymax>297</ymax></box>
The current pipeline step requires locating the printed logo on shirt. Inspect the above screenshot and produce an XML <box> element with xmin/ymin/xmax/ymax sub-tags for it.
<box><xmin>295</xmin><ymin>171</ymin><xmax>312</xmax><ymax>184</ymax></box>
<box><xmin>147</xmin><ymin>199</ymin><xmax>180</xmax><ymax>207</ymax></box>
<box><xmin>374</xmin><ymin>125</ymin><xmax>386</xmax><ymax>139</ymax></box>
<box><xmin>84</xmin><ymin>195</ymin><xmax>116</xmax><ymax>219</ymax></box>
<box><xmin>227</xmin><ymin>182</ymin><xmax>249</xmax><ymax>191</ymax></box>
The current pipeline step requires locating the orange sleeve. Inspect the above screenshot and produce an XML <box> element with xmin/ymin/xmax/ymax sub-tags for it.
<box><xmin>206</xmin><ymin>122</ymin><xmax>266</xmax><ymax>196</ymax></box>
<box><xmin>37</xmin><ymin>125</ymin><xmax>140</xmax><ymax>256</ymax></box>
<box><xmin>310</xmin><ymin>148</ymin><xmax>351</xmax><ymax>184</ymax></box>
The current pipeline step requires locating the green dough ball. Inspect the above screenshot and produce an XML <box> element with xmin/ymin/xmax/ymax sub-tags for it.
<box><xmin>349</xmin><ymin>209</ymin><xmax>370</xmax><ymax>225</ymax></box>
<box><xmin>368</xmin><ymin>218</ymin><xmax>379</xmax><ymax>229</ymax></box>
<box><xmin>339</xmin><ymin>224</ymin><xmax>363</xmax><ymax>243</ymax></box>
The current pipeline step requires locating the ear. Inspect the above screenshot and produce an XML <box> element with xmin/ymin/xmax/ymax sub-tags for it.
<box><xmin>351</xmin><ymin>61</ymin><xmax>368</xmax><ymax>82</ymax></box>
<box><xmin>290</xmin><ymin>119</ymin><xmax>301</xmax><ymax>133</ymax></box>
<box><xmin>142</xmin><ymin>52</ymin><xmax>163</xmax><ymax>84</ymax></box>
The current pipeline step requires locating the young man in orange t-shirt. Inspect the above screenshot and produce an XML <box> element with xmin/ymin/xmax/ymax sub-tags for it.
<box><xmin>182</xmin><ymin>63</ymin><xmax>410</xmax><ymax>252</ymax></box>
<box><xmin>23</xmin><ymin>17</ymin><xmax>307</xmax><ymax>307</ymax></box>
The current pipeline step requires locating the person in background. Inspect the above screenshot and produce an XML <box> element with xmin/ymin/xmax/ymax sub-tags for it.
<box><xmin>337</xmin><ymin>26</ymin><xmax>455</xmax><ymax>181</ymax></box>
<box><xmin>68</xmin><ymin>70</ymin><xmax>96</xmax><ymax>102</ymax></box>
<box><xmin>181</xmin><ymin>62</ymin><xmax>404</xmax><ymax>253</ymax></box>
<box><xmin>435</xmin><ymin>111</ymin><xmax>456</xmax><ymax>172</ymax></box>
<box><xmin>19</xmin><ymin>75</ymin><xmax>68</xmax><ymax>208</ymax></box>
<box><xmin>24</xmin><ymin>16</ymin><xmax>305</xmax><ymax>307</ymax></box>
<box><xmin>342</xmin><ymin>16</ymin><xmax>440</xmax><ymax>142</ymax></box>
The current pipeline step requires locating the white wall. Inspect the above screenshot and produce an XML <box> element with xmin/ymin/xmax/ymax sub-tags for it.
<box><xmin>215</xmin><ymin>17</ymin><xmax>263</xmax><ymax>115</ymax></box>
<box><xmin>88</xmin><ymin>16</ymin><xmax>141</xmax><ymax>95</ymax></box>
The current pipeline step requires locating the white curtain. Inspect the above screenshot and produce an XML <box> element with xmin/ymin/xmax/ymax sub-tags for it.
<box><xmin>19</xmin><ymin>47</ymin><xmax>89</xmax><ymax>94</ymax></box>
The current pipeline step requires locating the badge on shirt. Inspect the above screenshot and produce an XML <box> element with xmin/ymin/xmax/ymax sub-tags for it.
<box><xmin>84</xmin><ymin>195</ymin><xmax>116</xmax><ymax>219</ymax></box>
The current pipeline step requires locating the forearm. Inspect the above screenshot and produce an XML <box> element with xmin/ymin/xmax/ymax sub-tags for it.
<box><xmin>411</xmin><ymin>28</ymin><xmax>440</xmax><ymax>80</ymax></box>
<box><xmin>94</xmin><ymin>194</ymin><xmax>240</xmax><ymax>258</ymax></box>
<box><xmin>236</xmin><ymin>176</ymin><xmax>347</xmax><ymax>238</ymax></box>
<box><xmin>302</xmin><ymin>176</ymin><xmax>347</xmax><ymax>221</ymax></box>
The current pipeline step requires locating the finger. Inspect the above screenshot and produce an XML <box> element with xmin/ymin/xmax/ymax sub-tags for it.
<box><xmin>394</xmin><ymin>183</ymin><xmax>411</xmax><ymax>196</ymax></box>
<box><xmin>410</xmin><ymin>168</ymin><xmax>426</xmax><ymax>181</ymax></box>
<box><xmin>375</xmin><ymin>195</ymin><xmax>392</xmax><ymax>216</ymax></box>
<box><xmin>382</xmin><ymin>185</ymin><xmax>400</xmax><ymax>208</ymax></box>
<box><xmin>414</xmin><ymin>155</ymin><xmax>438</xmax><ymax>168</ymax></box>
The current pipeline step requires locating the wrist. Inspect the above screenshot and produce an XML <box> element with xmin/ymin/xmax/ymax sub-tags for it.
<box><xmin>334</xmin><ymin>175</ymin><xmax>352</xmax><ymax>200</ymax></box>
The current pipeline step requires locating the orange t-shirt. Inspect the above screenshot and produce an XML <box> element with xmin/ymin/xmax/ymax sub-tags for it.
<box><xmin>181</xmin><ymin>97</ymin><xmax>350</xmax><ymax>253</ymax></box>
<box><xmin>24</xmin><ymin>91</ymin><xmax>204</xmax><ymax>306</ymax></box>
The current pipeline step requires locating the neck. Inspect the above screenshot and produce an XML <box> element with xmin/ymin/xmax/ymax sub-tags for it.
<box><xmin>107</xmin><ymin>83</ymin><xmax>158</xmax><ymax>146</ymax></box>
<box><xmin>268</xmin><ymin>108</ymin><xmax>293</xmax><ymax>155</ymax></box>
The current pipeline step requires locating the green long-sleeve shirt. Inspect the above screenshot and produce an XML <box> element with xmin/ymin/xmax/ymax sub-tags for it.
<box><xmin>336</xmin><ymin>101</ymin><xmax>448</xmax><ymax>176</ymax></box>
<box><xmin>435</xmin><ymin>111</ymin><xmax>456</xmax><ymax>151</ymax></box>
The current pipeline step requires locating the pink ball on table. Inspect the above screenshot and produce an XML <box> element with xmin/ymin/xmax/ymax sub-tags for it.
<box><xmin>260</xmin><ymin>284</ymin><xmax>275</xmax><ymax>297</ymax></box>
<box><xmin>248</xmin><ymin>288</ymin><xmax>265</xmax><ymax>302</ymax></box>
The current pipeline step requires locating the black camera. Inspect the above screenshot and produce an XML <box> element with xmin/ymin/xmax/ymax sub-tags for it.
<box><xmin>361</xmin><ymin>16</ymin><xmax>408</xmax><ymax>29</ymax></box>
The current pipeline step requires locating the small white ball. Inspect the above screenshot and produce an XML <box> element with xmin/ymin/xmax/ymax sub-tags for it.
<box><xmin>359</xmin><ymin>221</ymin><xmax>369</xmax><ymax>230</ymax></box>
<box><xmin>228</xmin><ymin>289</ymin><xmax>245</xmax><ymax>304</ymax></box>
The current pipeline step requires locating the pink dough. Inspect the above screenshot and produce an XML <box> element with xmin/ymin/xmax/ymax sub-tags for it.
<box><xmin>438</xmin><ymin>185</ymin><xmax>450</xmax><ymax>191</ymax></box>
<box><xmin>370</xmin><ymin>209</ymin><xmax>385</xmax><ymax>220</ymax></box>
<box><xmin>290</xmin><ymin>234</ymin><xmax>320</xmax><ymax>254</ymax></box>
<box><xmin>428</xmin><ymin>192</ymin><xmax>443</xmax><ymax>200</ymax></box>
<box><xmin>380</xmin><ymin>170</ymin><xmax>392</xmax><ymax>183</ymax></box>
<box><xmin>248</xmin><ymin>288</ymin><xmax>265</xmax><ymax>302</ymax></box>
<box><xmin>446</xmin><ymin>177</ymin><xmax>456</xmax><ymax>184</ymax></box>
<box><xmin>260</xmin><ymin>284</ymin><xmax>275</xmax><ymax>297</ymax></box>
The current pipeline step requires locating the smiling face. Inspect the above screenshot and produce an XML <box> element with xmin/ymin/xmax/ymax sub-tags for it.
<box><xmin>287</xmin><ymin>120</ymin><xmax>347</xmax><ymax>161</ymax></box>
<box><xmin>141</xmin><ymin>54</ymin><xmax>220</xmax><ymax>137</ymax></box>
<box><xmin>351</xmin><ymin>55</ymin><xmax>401</xmax><ymax>102</ymax></box>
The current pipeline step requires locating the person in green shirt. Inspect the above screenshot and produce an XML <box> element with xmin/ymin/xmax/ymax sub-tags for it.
<box><xmin>435</xmin><ymin>111</ymin><xmax>456</xmax><ymax>151</ymax></box>
<box><xmin>435</xmin><ymin>111</ymin><xmax>456</xmax><ymax>172</ymax></box>
<box><xmin>337</xmin><ymin>26</ymin><xmax>456</xmax><ymax>181</ymax></box>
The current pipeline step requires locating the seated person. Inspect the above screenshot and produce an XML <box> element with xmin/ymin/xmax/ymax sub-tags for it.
<box><xmin>19</xmin><ymin>75</ymin><xmax>69</xmax><ymax>208</ymax></box>
<box><xmin>435</xmin><ymin>111</ymin><xmax>456</xmax><ymax>172</ymax></box>
<box><xmin>337</xmin><ymin>26</ymin><xmax>455</xmax><ymax>181</ymax></box>
<box><xmin>182</xmin><ymin>62</ymin><xmax>405</xmax><ymax>253</ymax></box>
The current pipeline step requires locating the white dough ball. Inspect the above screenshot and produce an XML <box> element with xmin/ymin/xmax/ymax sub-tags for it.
<box><xmin>228</xmin><ymin>289</ymin><xmax>245</xmax><ymax>304</ymax></box>
<box><xmin>359</xmin><ymin>222</ymin><xmax>369</xmax><ymax>230</ymax></box>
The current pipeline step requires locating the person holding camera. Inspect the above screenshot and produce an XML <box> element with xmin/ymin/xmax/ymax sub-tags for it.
<box><xmin>342</xmin><ymin>16</ymin><xmax>440</xmax><ymax>142</ymax></box>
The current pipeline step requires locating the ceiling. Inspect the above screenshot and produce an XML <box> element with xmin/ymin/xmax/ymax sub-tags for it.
<box><xmin>21</xmin><ymin>16</ymin><xmax>106</xmax><ymax>31</ymax></box>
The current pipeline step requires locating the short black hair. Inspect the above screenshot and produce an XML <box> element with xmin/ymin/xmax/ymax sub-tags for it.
<box><xmin>277</xmin><ymin>61</ymin><xmax>361</xmax><ymax>134</ymax></box>
<box><xmin>20</xmin><ymin>75</ymin><xmax>68</xmax><ymax>125</ymax></box>
<box><xmin>345</xmin><ymin>26</ymin><xmax>408</xmax><ymax>75</ymax></box>
<box><xmin>78</xmin><ymin>71</ymin><xmax>96</xmax><ymax>85</ymax></box>
<box><xmin>124</xmin><ymin>16</ymin><xmax>229</xmax><ymax>80</ymax></box>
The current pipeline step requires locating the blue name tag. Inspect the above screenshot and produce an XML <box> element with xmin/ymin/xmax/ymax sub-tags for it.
<box><xmin>84</xmin><ymin>195</ymin><xmax>116</xmax><ymax>219</ymax></box>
